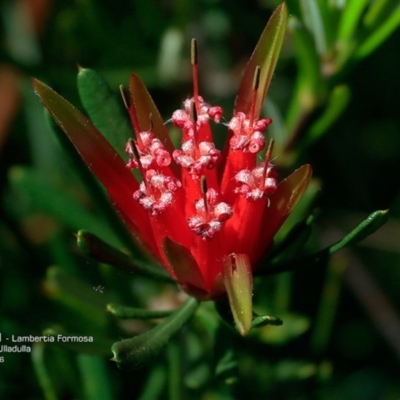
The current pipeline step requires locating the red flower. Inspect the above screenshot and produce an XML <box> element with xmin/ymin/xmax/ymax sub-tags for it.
<box><xmin>33</xmin><ymin>3</ymin><xmax>311</xmax><ymax>334</ymax></box>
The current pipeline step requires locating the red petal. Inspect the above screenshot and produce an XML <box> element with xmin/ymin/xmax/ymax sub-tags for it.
<box><xmin>255</xmin><ymin>164</ymin><xmax>312</xmax><ymax>262</ymax></box>
<box><xmin>129</xmin><ymin>74</ymin><xmax>176</xmax><ymax>157</ymax></box>
<box><xmin>32</xmin><ymin>78</ymin><xmax>157</xmax><ymax>253</ymax></box>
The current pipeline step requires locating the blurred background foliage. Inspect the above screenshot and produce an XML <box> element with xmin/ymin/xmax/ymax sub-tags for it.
<box><xmin>1</xmin><ymin>0</ymin><xmax>400</xmax><ymax>399</ymax></box>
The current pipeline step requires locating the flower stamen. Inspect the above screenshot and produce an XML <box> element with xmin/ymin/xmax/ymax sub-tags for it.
<box><xmin>234</xmin><ymin>139</ymin><xmax>277</xmax><ymax>201</ymax></box>
<box><xmin>191</xmin><ymin>38</ymin><xmax>200</xmax><ymax>114</ymax></box>
<box><xmin>188</xmin><ymin>182</ymin><xmax>232</xmax><ymax>239</ymax></box>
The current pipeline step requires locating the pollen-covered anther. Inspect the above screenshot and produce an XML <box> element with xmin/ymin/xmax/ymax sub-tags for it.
<box><xmin>228</xmin><ymin>112</ymin><xmax>272</xmax><ymax>153</ymax></box>
<box><xmin>173</xmin><ymin>140</ymin><xmax>221</xmax><ymax>177</ymax></box>
<box><xmin>235</xmin><ymin>163</ymin><xmax>278</xmax><ymax>201</ymax></box>
<box><xmin>127</xmin><ymin>131</ymin><xmax>171</xmax><ymax>170</ymax></box>
<box><xmin>133</xmin><ymin>169</ymin><xmax>181</xmax><ymax>214</ymax></box>
<box><xmin>171</xmin><ymin>97</ymin><xmax>224</xmax><ymax>134</ymax></box>
<box><xmin>125</xmin><ymin>140</ymin><xmax>139</xmax><ymax>169</ymax></box>
<box><xmin>188</xmin><ymin>188</ymin><xmax>232</xmax><ymax>239</ymax></box>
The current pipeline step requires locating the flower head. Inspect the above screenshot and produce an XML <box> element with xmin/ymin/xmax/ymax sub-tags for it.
<box><xmin>32</xmin><ymin>3</ymin><xmax>311</xmax><ymax>333</ymax></box>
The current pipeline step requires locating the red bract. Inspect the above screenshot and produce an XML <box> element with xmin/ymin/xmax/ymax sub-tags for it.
<box><xmin>32</xmin><ymin>3</ymin><xmax>311</xmax><ymax>311</ymax></box>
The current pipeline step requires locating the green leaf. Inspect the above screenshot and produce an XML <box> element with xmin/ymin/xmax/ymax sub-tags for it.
<box><xmin>267</xmin><ymin>215</ymin><xmax>315</xmax><ymax>265</ymax></box>
<box><xmin>8</xmin><ymin>167</ymin><xmax>117</xmax><ymax>246</ymax></box>
<box><xmin>77</xmin><ymin>67</ymin><xmax>132</xmax><ymax>158</ymax></box>
<box><xmin>262</xmin><ymin>210</ymin><xmax>389</xmax><ymax>275</ymax></box>
<box><xmin>355</xmin><ymin>5</ymin><xmax>400</xmax><ymax>60</ymax></box>
<box><xmin>235</xmin><ymin>2</ymin><xmax>288</xmax><ymax>119</ymax></box>
<box><xmin>301</xmin><ymin>85</ymin><xmax>351</xmax><ymax>150</ymax></box>
<box><xmin>77</xmin><ymin>230</ymin><xmax>173</xmax><ymax>282</ymax></box>
<box><xmin>257</xmin><ymin>313</ymin><xmax>310</xmax><ymax>345</ymax></box>
<box><xmin>285</xmin><ymin>17</ymin><xmax>322</xmax><ymax>135</ymax></box>
<box><xmin>252</xmin><ymin>314</ymin><xmax>283</xmax><ymax>328</ymax></box>
<box><xmin>363</xmin><ymin>0</ymin><xmax>394</xmax><ymax>29</ymax></box>
<box><xmin>31</xmin><ymin>344</ymin><xmax>58</xmax><ymax>400</ymax></box>
<box><xmin>329</xmin><ymin>209</ymin><xmax>389</xmax><ymax>254</ymax></box>
<box><xmin>77</xmin><ymin>354</ymin><xmax>114</xmax><ymax>400</ymax></box>
<box><xmin>111</xmin><ymin>297</ymin><xmax>199</xmax><ymax>370</ymax></box>
<box><xmin>43</xmin><ymin>266</ymin><xmax>110</xmax><ymax>328</ymax></box>
<box><xmin>106</xmin><ymin>303</ymin><xmax>173</xmax><ymax>319</ymax></box>
<box><xmin>337</xmin><ymin>0</ymin><xmax>368</xmax><ymax>42</ymax></box>
<box><xmin>299</xmin><ymin>0</ymin><xmax>327</xmax><ymax>55</ymax></box>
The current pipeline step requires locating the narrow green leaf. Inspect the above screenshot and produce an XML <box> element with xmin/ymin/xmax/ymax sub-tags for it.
<box><xmin>337</xmin><ymin>0</ymin><xmax>368</xmax><ymax>42</ymax></box>
<box><xmin>363</xmin><ymin>0</ymin><xmax>393</xmax><ymax>29</ymax></box>
<box><xmin>285</xmin><ymin>17</ymin><xmax>322</xmax><ymax>135</ymax></box>
<box><xmin>257</xmin><ymin>313</ymin><xmax>310</xmax><ymax>345</ymax></box>
<box><xmin>9</xmin><ymin>167</ymin><xmax>117</xmax><ymax>246</ymax></box>
<box><xmin>137</xmin><ymin>365</ymin><xmax>167</xmax><ymax>400</ymax></box>
<box><xmin>222</xmin><ymin>253</ymin><xmax>253</xmax><ymax>336</ymax></box>
<box><xmin>214</xmin><ymin>348</ymin><xmax>238</xmax><ymax>382</ymax></box>
<box><xmin>77</xmin><ymin>67</ymin><xmax>132</xmax><ymax>158</ymax></box>
<box><xmin>77</xmin><ymin>230</ymin><xmax>173</xmax><ymax>282</ymax></box>
<box><xmin>355</xmin><ymin>5</ymin><xmax>400</xmax><ymax>60</ymax></box>
<box><xmin>235</xmin><ymin>2</ymin><xmax>288</xmax><ymax>118</ymax></box>
<box><xmin>267</xmin><ymin>215</ymin><xmax>314</xmax><ymax>264</ymax></box>
<box><xmin>106</xmin><ymin>303</ymin><xmax>173</xmax><ymax>319</ymax></box>
<box><xmin>261</xmin><ymin>210</ymin><xmax>389</xmax><ymax>275</ymax></box>
<box><xmin>77</xmin><ymin>354</ymin><xmax>114</xmax><ymax>400</ymax></box>
<box><xmin>301</xmin><ymin>85</ymin><xmax>351</xmax><ymax>150</ymax></box>
<box><xmin>31</xmin><ymin>344</ymin><xmax>58</xmax><ymax>400</ymax></box>
<box><xmin>329</xmin><ymin>209</ymin><xmax>389</xmax><ymax>254</ymax></box>
<box><xmin>111</xmin><ymin>297</ymin><xmax>199</xmax><ymax>370</ymax></box>
<box><xmin>252</xmin><ymin>314</ymin><xmax>283</xmax><ymax>328</ymax></box>
<box><xmin>299</xmin><ymin>0</ymin><xmax>327</xmax><ymax>55</ymax></box>
<box><xmin>43</xmin><ymin>266</ymin><xmax>110</xmax><ymax>328</ymax></box>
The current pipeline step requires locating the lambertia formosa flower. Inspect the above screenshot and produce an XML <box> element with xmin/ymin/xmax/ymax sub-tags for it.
<box><xmin>32</xmin><ymin>2</ymin><xmax>311</xmax><ymax>335</ymax></box>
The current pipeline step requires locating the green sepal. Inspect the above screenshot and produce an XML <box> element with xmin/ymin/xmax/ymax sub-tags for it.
<box><xmin>106</xmin><ymin>303</ymin><xmax>172</xmax><ymax>319</ymax></box>
<box><xmin>261</xmin><ymin>209</ymin><xmax>389</xmax><ymax>275</ymax></box>
<box><xmin>77</xmin><ymin>230</ymin><xmax>173</xmax><ymax>282</ymax></box>
<box><xmin>77</xmin><ymin>67</ymin><xmax>132</xmax><ymax>159</ymax></box>
<box><xmin>222</xmin><ymin>254</ymin><xmax>253</xmax><ymax>336</ymax></box>
<box><xmin>111</xmin><ymin>297</ymin><xmax>200</xmax><ymax>370</ymax></box>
